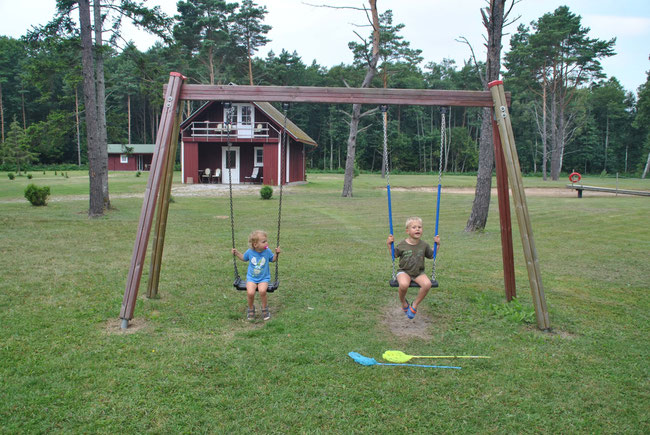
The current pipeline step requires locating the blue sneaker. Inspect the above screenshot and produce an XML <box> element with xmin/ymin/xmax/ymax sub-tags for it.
<box><xmin>402</xmin><ymin>299</ymin><xmax>410</xmax><ymax>316</ymax></box>
<box><xmin>407</xmin><ymin>305</ymin><xmax>417</xmax><ymax>319</ymax></box>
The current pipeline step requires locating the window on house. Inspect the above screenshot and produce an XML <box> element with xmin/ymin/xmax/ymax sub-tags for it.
<box><xmin>224</xmin><ymin>105</ymin><xmax>238</xmax><ymax>124</ymax></box>
<box><xmin>225</xmin><ymin>150</ymin><xmax>237</xmax><ymax>169</ymax></box>
<box><xmin>120</xmin><ymin>154</ymin><xmax>128</xmax><ymax>164</ymax></box>
<box><xmin>254</xmin><ymin>147</ymin><xmax>264</xmax><ymax>167</ymax></box>
<box><xmin>241</xmin><ymin>105</ymin><xmax>252</xmax><ymax>125</ymax></box>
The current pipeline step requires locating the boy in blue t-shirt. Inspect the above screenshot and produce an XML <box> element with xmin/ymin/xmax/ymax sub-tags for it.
<box><xmin>232</xmin><ymin>230</ymin><xmax>281</xmax><ymax>321</ymax></box>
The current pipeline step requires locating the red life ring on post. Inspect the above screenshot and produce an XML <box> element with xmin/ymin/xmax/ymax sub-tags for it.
<box><xmin>569</xmin><ymin>172</ymin><xmax>581</xmax><ymax>183</ymax></box>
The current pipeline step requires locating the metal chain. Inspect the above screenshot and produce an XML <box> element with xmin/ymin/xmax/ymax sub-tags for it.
<box><xmin>225</xmin><ymin>106</ymin><xmax>239</xmax><ymax>281</ymax></box>
<box><xmin>382</xmin><ymin>107</ymin><xmax>396</xmax><ymax>281</ymax></box>
<box><xmin>274</xmin><ymin>104</ymin><xmax>289</xmax><ymax>283</ymax></box>
<box><xmin>431</xmin><ymin>109</ymin><xmax>446</xmax><ymax>282</ymax></box>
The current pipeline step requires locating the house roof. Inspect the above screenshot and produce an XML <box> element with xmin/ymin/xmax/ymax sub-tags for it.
<box><xmin>252</xmin><ymin>102</ymin><xmax>317</xmax><ymax>147</ymax></box>
<box><xmin>180</xmin><ymin>101</ymin><xmax>317</xmax><ymax>147</ymax></box>
<box><xmin>108</xmin><ymin>144</ymin><xmax>155</xmax><ymax>154</ymax></box>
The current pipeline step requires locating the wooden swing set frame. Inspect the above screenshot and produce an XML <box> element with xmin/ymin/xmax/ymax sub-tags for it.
<box><xmin>119</xmin><ymin>72</ymin><xmax>550</xmax><ymax>330</ymax></box>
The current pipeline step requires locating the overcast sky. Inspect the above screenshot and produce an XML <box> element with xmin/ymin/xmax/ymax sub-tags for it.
<box><xmin>1</xmin><ymin>0</ymin><xmax>649</xmax><ymax>93</ymax></box>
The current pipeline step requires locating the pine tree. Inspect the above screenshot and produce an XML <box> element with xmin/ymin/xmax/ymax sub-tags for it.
<box><xmin>4</xmin><ymin>117</ymin><xmax>37</xmax><ymax>174</ymax></box>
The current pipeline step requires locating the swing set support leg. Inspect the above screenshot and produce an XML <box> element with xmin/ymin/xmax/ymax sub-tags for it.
<box><xmin>119</xmin><ymin>72</ymin><xmax>185</xmax><ymax>329</ymax></box>
<box><xmin>492</xmin><ymin>119</ymin><xmax>516</xmax><ymax>302</ymax></box>
<box><xmin>147</xmin><ymin>101</ymin><xmax>185</xmax><ymax>299</ymax></box>
<box><xmin>490</xmin><ymin>80</ymin><xmax>550</xmax><ymax>330</ymax></box>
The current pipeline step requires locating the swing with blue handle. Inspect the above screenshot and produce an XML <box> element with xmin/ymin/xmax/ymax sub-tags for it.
<box><xmin>229</xmin><ymin>103</ymin><xmax>289</xmax><ymax>293</ymax></box>
<box><xmin>385</xmin><ymin>106</ymin><xmax>446</xmax><ymax>288</ymax></box>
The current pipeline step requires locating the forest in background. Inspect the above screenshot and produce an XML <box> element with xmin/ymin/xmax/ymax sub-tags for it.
<box><xmin>1</xmin><ymin>1</ymin><xmax>649</xmax><ymax>178</ymax></box>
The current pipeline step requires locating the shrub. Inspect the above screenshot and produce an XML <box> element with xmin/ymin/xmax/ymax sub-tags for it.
<box><xmin>136</xmin><ymin>171</ymin><xmax>142</xmax><ymax>177</ymax></box>
<box><xmin>27</xmin><ymin>174</ymin><xmax>33</xmax><ymax>179</ymax></box>
<box><xmin>8</xmin><ymin>173</ymin><xmax>15</xmax><ymax>180</ymax></box>
<box><xmin>260</xmin><ymin>185</ymin><xmax>273</xmax><ymax>200</ymax></box>
<box><xmin>24</xmin><ymin>184</ymin><xmax>51</xmax><ymax>206</ymax></box>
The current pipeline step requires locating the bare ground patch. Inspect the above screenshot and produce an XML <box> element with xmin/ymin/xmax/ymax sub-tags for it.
<box><xmin>0</xmin><ymin>184</ymin><xmax>295</xmax><ymax>204</ymax></box>
<box><xmin>387</xmin><ymin>186</ymin><xmax>616</xmax><ymax>197</ymax></box>
<box><xmin>382</xmin><ymin>302</ymin><xmax>432</xmax><ymax>340</ymax></box>
<box><xmin>104</xmin><ymin>317</ymin><xmax>148</xmax><ymax>334</ymax></box>
<box><xmin>525</xmin><ymin>324</ymin><xmax>580</xmax><ymax>339</ymax></box>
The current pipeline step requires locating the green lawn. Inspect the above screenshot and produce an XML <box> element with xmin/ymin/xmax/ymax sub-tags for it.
<box><xmin>1</xmin><ymin>172</ymin><xmax>648</xmax><ymax>433</ymax></box>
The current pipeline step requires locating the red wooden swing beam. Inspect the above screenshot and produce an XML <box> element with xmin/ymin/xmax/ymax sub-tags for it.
<box><xmin>120</xmin><ymin>72</ymin><xmax>528</xmax><ymax>329</ymax></box>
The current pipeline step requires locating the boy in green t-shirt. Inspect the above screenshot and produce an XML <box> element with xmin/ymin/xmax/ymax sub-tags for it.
<box><xmin>387</xmin><ymin>216</ymin><xmax>441</xmax><ymax>319</ymax></box>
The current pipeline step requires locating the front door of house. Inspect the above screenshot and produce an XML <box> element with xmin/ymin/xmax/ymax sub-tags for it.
<box><xmin>235</xmin><ymin>104</ymin><xmax>253</xmax><ymax>138</ymax></box>
<box><xmin>222</xmin><ymin>146</ymin><xmax>240</xmax><ymax>184</ymax></box>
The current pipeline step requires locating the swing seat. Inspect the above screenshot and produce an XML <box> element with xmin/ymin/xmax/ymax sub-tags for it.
<box><xmin>389</xmin><ymin>279</ymin><xmax>439</xmax><ymax>288</ymax></box>
<box><xmin>233</xmin><ymin>277</ymin><xmax>278</xmax><ymax>292</ymax></box>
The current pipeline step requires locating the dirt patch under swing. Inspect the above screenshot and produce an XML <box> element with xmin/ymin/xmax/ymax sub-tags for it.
<box><xmin>382</xmin><ymin>302</ymin><xmax>432</xmax><ymax>340</ymax></box>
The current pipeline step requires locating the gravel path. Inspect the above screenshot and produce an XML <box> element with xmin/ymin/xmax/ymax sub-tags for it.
<box><xmin>2</xmin><ymin>184</ymin><xmax>611</xmax><ymax>204</ymax></box>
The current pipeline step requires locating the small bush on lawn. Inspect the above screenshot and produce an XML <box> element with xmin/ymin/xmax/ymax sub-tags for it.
<box><xmin>27</xmin><ymin>174</ymin><xmax>33</xmax><ymax>179</ymax></box>
<box><xmin>8</xmin><ymin>173</ymin><xmax>15</xmax><ymax>180</ymax></box>
<box><xmin>260</xmin><ymin>185</ymin><xmax>273</xmax><ymax>200</ymax></box>
<box><xmin>136</xmin><ymin>171</ymin><xmax>142</xmax><ymax>177</ymax></box>
<box><xmin>24</xmin><ymin>184</ymin><xmax>51</xmax><ymax>206</ymax></box>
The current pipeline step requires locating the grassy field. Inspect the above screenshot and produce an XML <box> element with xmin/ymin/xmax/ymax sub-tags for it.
<box><xmin>1</xmin><ymin>171</ymin><xmax>648</xmax><ymax>433</ymax></box>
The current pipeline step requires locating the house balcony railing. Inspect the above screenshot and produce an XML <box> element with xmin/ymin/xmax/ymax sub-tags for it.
<box><xmin>184</xmin><ymin>121</ymin><xmax>279</xmax><ymax>142</ymax></box>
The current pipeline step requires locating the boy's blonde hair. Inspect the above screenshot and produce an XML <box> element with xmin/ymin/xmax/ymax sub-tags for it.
<box><xmin>248</xmin><ymin>230</ymin><xmax>268</xmax><ymax>247</ymax></box>
<box><xmin>405</xmin><ymin>216</ymin><xmax>422</xmax><ymax>229</ymax></box>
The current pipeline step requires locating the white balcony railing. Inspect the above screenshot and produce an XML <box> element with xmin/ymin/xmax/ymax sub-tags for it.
<box><xmin>186</xmin><ymin>121</ymin><xmax>279</xmax><ymax>142</ymax></box>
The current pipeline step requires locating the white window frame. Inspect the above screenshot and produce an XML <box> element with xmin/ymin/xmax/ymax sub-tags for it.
<box><xmin>254</xmin><ymin>146</ymin><xmax>264</xmax><ymax>167</ymax></box>
<box><xmin>240</xmin><ymin>105</ymin><xmax>253</xmax><ymax>126</ymax></box>
<box><xmin>120</xmin><ymin>154</ymin><xmax>128</xmax><ymax>164</ymax></box>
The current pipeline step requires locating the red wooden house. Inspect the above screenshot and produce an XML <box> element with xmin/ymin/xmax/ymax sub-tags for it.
<box><xmin>180</xmin><ymin>101</ymin><xmax>317</xmax><ymax>185</ymax></box>
<box><xmin>108</xmin><ymin>144</ymin><xmax>154</xmax><ymax>171</ymax></box>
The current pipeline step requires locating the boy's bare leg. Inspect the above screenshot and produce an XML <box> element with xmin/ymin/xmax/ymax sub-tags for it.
<box><xmin>411</xmin><ymin>274</ymin><xmax>432</xmax><ymax>310</ymax></box>
<box><xmin>246</xmin><ymin>282</ymin><xmax>258</xmax><ymax>309</ymax></box>
<box><xmin>396</xmin><ymin>273</ymin><xmax>412</xmax><ymax>310</ymax></box>
<box><xmin>258</xmin><ymin>282</ymin><xmax>269</xmax><ymax>308</ymax></box>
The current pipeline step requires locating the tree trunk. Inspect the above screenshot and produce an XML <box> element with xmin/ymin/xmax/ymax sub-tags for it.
<box><xmin>466</xmin><ymin>109</ymin><xmax>496</xmax><ymax>230</ymax></box>
<box><xmin>0</xmin><ymin>82</ymin><xmax>4</xmax><ymax>143</ymax></box>
<box><xmin>642</xmin><ymin>150</ymin><xmax>650</xmax><ymax>179</ymax></box>
<box><xmin>342</xmin><ymin>103</ymin><xmax>363</xmax><ymax>197</ymax></box>
<box><xmin>603</xmin><ymin>114</ymin><xmax>609</xmax><ymax>172</ymax></box>
<box><xmin>465</xmin><ymin>0</ymin><xmax>505</xmax><ymax>232</ymax></box>
<box><xmin>248</xmin><ymin>49</ymin><xmax>254</xmax><ymax>86</ymax></box>
<box><xmin>75</xmin><ymin>88</ymin><xmax>81</xmax><ymax>166</ymax></box>
<box><xmin>342</xmin><ymin>0</ymin><xmax>379</xmax><ymax>197</ymax></box>
<box><xmin>208</xmin><ymin>46</ymin><xmax>215</xmax><ymax>85</ymax></box>
<box><xmin>550</xmin><ymin>88</ymin><xmax>562</xmax><ymax>180</ymax></box>
<box><xmin>541</xmin><ymin>84</ymin><xmax>548</xmax><ymax>180</ymax></box>
<box><xmin>329</xmin><ymin>121</ymin><xmax>333</xmax><ymax>171</ymax></box>
<box><xmin>128</xmin><ymin>94</ymin><xmax>131</xmax><ymax>144</ymax></box>
<box><xmin>21</xmin><ymin>85</ymin><xmax>26</xmax><ymax>130</ymax></box>
<box><xmin>79</xmin><ymin>0</ymin><xmax>103</xmax><ymax>216</ymax></box>
<box><xmin>142</xmin><ymin>101</ymin><xmax>147</xmax><ymax>143</ymax></box>
<box><xmin>94</xmin><ymin>0</ymin><xmax>110</xmax><ymax>209</ymax></box>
